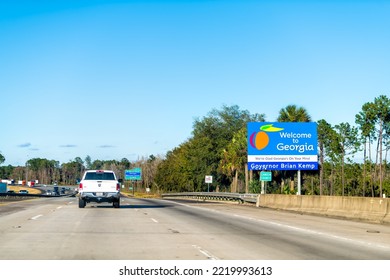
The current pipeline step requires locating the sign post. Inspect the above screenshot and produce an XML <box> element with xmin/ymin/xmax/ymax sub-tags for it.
<box><xmin>125</xmin><ymin>168</ymin><xmax>142</xmax><ymax>195</ymax></box>
<box><xmin>205</xmin><ymin>175</ymin><xmax>213</xmax><ymax>192</ymax></box>
<box><xmin>260</xmin><ymin>171</ymin><xmax>272</xmax><ymax>194</ymax></box>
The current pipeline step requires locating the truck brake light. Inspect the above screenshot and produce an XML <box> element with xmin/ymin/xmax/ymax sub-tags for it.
<box><xmin>116</xmin><ymin>183</ymin><xmax>120</xmax><ymax>191</ymax></box>
<box><xmin>79</xmin><ymin>183</ymin><xmax>83</xmax><ymax>190</ymax></box>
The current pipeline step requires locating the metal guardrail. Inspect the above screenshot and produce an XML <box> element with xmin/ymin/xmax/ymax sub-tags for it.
<box><xmin>161</xmin><ymin>192</ymin><xmax>259</xmax><ymax>203</ymax></box>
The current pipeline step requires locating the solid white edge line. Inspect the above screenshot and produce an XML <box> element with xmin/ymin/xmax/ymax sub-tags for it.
<box><xmin>167</xmin><ymin>199</ymin><xmax>390</xmax><ymax>251</ymax></box>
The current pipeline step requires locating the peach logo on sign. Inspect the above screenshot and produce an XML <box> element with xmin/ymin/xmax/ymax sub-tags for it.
<box><xmin>249</xmin><ymin>124</ymin><xmax>284</xmax><ymax>150</ymax></box>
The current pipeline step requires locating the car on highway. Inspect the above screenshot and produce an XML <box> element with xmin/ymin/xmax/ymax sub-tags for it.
<box><xmin>78</xmin><ymin>170</ymin><xmax>121</xmax><ymax>208</ymax></box>
<box><xmin>19</xmin><ymin>190</ymin><xmax>29</xmax><ymax>194</ymax></box>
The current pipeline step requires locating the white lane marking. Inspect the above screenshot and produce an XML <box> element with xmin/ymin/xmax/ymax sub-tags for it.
<box><xmin>151</xmin><ymin>218</ymin><xmax>159</xmax><ymax>223</ymax></box>
<box><xmin>57</xmin><ymin>206</ymin><xmax>63</xmax><ymax>209</ymax></box>
<box><xmin>30</xmin><ymin>215</ymin><xmax>43</xmax><ymax>220</ymax></box>
<box><xmin>192</xmin><ymin>245</ymin><xmax>219</xmax><ymax>260</ymax></box>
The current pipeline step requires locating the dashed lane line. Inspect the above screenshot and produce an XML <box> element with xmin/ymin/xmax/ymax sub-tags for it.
<box><xmin>30</xmin><ymin>214</ymin><xmax>43</xmax><ymax>220</ymax></box>
<box><xmin>192</xmin><ymin>245</ymin><xmax>219</xmax><ymax>260</ymax></box>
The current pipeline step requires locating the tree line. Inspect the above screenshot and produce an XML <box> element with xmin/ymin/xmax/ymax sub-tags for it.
<box><xmin>1</xmin><ymin>95</ymin><xmax>389</xmax><ymax>197</ymax></box>
<box><xmin>0</xmin><ymin>155</ymin><xmax>160</xmax><ymax>188</ymax></box>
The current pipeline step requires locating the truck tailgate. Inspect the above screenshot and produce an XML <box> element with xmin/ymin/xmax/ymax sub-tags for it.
<box><xmin>82</xmin><ymin>181</ymin><xmax>118</xmax><ymax>192</ymax></box>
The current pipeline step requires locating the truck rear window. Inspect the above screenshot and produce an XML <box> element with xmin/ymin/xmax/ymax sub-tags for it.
<box><xmin>84</xmin><ymin>172</ymin><xmax>115</xmax><ymax>180</ymax></box>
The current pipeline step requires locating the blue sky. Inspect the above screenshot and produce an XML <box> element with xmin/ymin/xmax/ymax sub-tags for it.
<box><xmin>1</xmin><ymin>0</ymin><xmax>389</xmax><ymax>166</ymax></box>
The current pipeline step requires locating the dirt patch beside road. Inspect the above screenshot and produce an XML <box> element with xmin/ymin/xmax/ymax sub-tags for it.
<box><xmin>6</xmin><ymin>186</ymin><xmax>41</xmax><ymax>194</ymax></box>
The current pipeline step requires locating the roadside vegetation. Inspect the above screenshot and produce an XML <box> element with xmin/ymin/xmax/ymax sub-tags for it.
<box><xmin>1</xmin><ymin>95</ymin><xmax>389</xmax><ymax>197</ymax></box>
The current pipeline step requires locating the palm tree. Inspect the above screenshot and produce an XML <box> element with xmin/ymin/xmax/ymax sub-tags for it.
<box><xmin>277</xmin><ymin>105</ymin><xmax>312</xmax><ymax>195</ymax></box>
<box><xmin>277</xmin><ymin>104</ymin><xmax>312</xmax><ymax>122</ymax></box>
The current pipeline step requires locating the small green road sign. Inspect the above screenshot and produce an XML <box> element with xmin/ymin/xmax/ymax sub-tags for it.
<box><xmin>260</xmin><ymin>171</ymin><xmax>272</xmax><ymax>181</ymax></box>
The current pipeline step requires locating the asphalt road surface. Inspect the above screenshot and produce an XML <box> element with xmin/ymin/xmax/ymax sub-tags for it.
<box><xmin>0</xmin><ymin>196</ymin><xmax>390</xmax><ymax>260</ymax></box>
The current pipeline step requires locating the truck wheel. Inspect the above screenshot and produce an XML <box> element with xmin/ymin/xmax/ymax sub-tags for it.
<box><xmin>113</xmin><ymin>199</ymin><xmax>120</xmax><ymax>208</ymax></box>
<box><xmin>79</xmin><ymin>198</ymin><xmax>86</xmax><ymax>208</ymax></box>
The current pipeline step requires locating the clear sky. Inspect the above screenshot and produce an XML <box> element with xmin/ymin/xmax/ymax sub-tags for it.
<box><xmin>1</xmin><ymin>0</ymin><xmax>389</xmax><ymax>166</ymax></box>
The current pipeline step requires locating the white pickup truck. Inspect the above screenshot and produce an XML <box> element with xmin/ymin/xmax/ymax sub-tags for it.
<box><xmin>78</xmin><ymin>170</ymin><xmax>122</xmax><ymax>208</ymax></box>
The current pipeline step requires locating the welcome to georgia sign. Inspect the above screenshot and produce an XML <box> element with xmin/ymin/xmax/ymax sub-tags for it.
<box><xmin>247</xmin><ymin>122</ymin><xmax>318</xmax><ymax>171</ymax></box>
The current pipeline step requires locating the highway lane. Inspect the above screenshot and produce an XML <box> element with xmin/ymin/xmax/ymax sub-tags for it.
<box><xmin>0</xmin><ymin>196</ymin><xmax>389</xmax><ymax>259</ymax></box>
